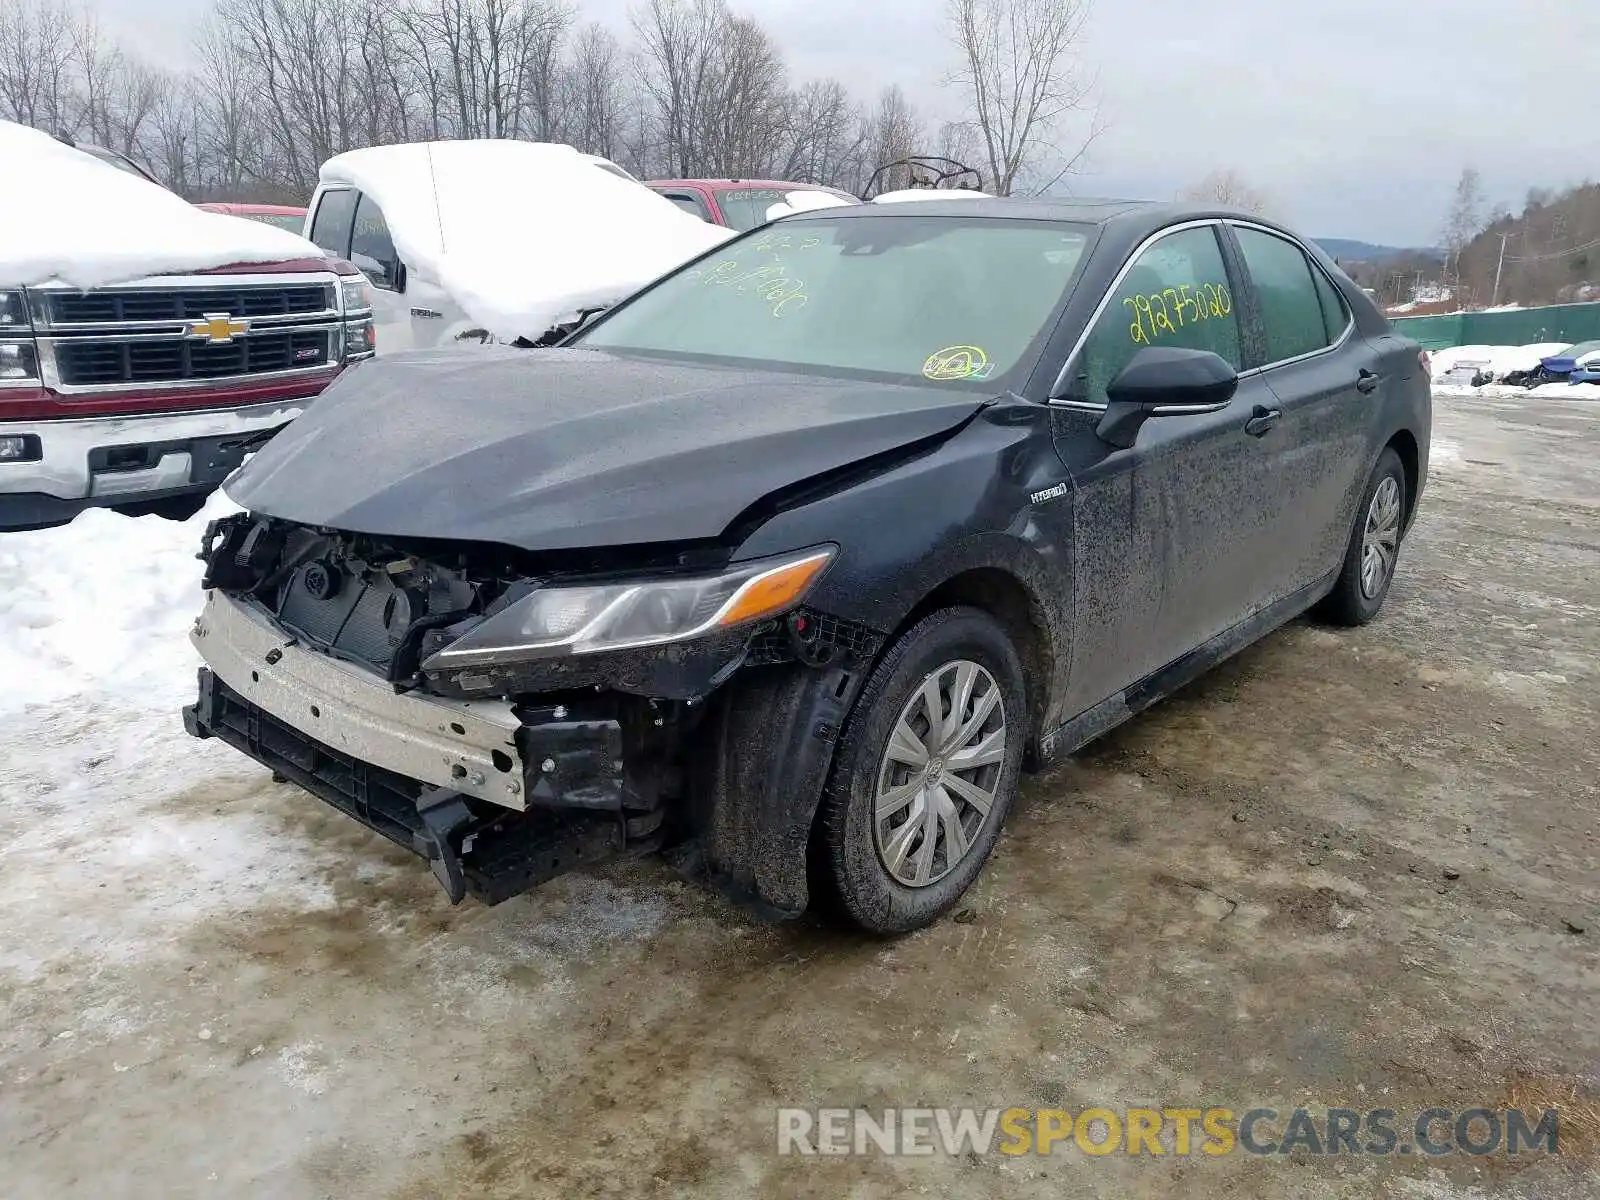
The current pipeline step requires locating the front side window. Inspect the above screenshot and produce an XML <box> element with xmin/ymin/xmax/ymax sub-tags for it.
<box><xmin>349</xmin><ymin>193</ymin><xmax>400</xmax><ymax>290</ymax></box>
<box><xmin>309</xmin><ymin>188</ymin><xmax>357</xmax><ymax>258</ymax></box>
<box><xmin>1235</xmin><ymin>227</ymin><xmax>1338</xmax><ymax>363</ymax></box>
<box><xmin>1070</xmin><ymin>225</ymin><xmax>1241</xmax><ymax>405</ymax></box>
<box><xmin>576</xmin><ymin>215</ymin><xmax>1092</xmax><ymax>388</ymax></box>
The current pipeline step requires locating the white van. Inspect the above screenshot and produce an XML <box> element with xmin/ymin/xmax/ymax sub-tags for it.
<box><xmin>302</xmin><ymin>151</ymin><xmax>650</xmax><ymax>353</ymax></box>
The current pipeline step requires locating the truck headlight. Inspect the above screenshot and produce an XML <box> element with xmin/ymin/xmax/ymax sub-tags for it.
<box><xmin>424</xmin><ymin>546</ymin><xmax>835</xmax><ymax>669</ymax></box>
<box><xmin>340</xmin><ymin>276</ymin><xmax>372</xmax><ymax>313</ymax></box>
<box><xmin>0</xmin><ymin>341</ymin><xmax>39</xmax><ymax>381</ymax></box>
<box><xmin>0</xmin><ymin>290</ymin><xmax>32</xmax><ymax>331</ymax></box>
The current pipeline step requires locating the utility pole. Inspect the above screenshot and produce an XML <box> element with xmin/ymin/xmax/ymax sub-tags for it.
<box><xmin>1491</xmin><ymin>232</ymin><xmax>1510</xmax><ymax>307</ymax></box>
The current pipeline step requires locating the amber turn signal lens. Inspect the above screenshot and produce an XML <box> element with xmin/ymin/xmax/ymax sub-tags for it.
<box><xmin>716</xmin><ymin>550</ymin><xmax>833</xmax><ymax>628</ymax></box>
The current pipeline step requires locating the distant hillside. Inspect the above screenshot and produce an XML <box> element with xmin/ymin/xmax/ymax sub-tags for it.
<box><xmin>1315</xmin><ymin>238</ymin><xmax>1442</xmax><ymax>264</ymax></box>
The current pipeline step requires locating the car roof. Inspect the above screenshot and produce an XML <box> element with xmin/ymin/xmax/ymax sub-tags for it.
<box><xmin>777</xmin><ymin>196</ymin><xmax>1317</xmax><ymax>249</ymax></box>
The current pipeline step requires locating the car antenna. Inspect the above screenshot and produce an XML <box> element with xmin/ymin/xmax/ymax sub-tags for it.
<box><xmin>426</xmin><ymin>141</ymin><xmax>446</xmax><ymax>256</ymax></box>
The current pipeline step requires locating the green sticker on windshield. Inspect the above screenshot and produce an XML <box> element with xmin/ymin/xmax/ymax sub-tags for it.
<box><xmin>923</xmin><ymin>345</ymin><xmax>992</xmax><ymax>381</ymax></box>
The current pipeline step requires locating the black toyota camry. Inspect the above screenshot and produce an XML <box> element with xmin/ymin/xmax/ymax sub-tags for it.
<box><xmin>185</xmin><ymin>198</ymin><xmax>1431</xmax><ymax>934</ymax></box>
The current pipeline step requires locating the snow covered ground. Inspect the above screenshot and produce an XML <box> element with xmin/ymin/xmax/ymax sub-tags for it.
<box><xmin>0</xmin><ymin>121</ymin><xmax>318</xmax><ymax>289</ymax></box>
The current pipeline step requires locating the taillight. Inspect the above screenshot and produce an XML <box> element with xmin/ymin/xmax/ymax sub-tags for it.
<box><xmin>1419</xmin><ymin>349</ymin><xmax>1432</xmax><ymax>378</ymax></box>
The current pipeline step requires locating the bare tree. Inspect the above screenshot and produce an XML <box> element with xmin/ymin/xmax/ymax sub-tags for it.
<box><xmin>559</xmin><ymin>22</ymin><xmax>624</xmax><ymax>160</ymax></box>
<box><xmin>1179</xmin><ymin>169</ymin><xmax>1274</xmax><ymax>215</ymax></box>
<box><xmin>0</xmin><ymin>0</ymin><xmax>79</xmax><ymax>135</ymax></box>
<box><xmin>1441</xmin><ymin>166</ymin><xmax>1485</xmax><ymax>285</ymax></box>
<box><xmin>946</xmin><ymin>0</ymin><xmax>1097</xmax><ymax>194</ymax></box>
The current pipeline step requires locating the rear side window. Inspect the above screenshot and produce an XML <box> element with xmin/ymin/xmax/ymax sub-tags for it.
<box><xmin>349</xmin><ymin>193</ymin><xmax>400</xmax><ymax>290</ymax></box>
<box><xmin>1072</xmin><ymin>225</ymin><xmax>1242</xmax><ymax>405</ymax></box>
<box><xmin>1234</xmin><ymin>227</ymin><xmax>1339</xmax><ymax>363</ymax></box>
<box><xmin>309</xmin><ymin>188</ymin><xmax>357</xmax><ymax>257</ymax></box>
<box><xmin>657</xmin><ymin>189</ymin><xmax>712</xmax><ymax>221</ymax></box>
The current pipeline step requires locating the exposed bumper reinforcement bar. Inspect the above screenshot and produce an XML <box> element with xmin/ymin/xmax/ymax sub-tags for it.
<box><xmin>184</xmin><ymin>669</ymin><xmax>661</xmax><ymax>904</ymax></box>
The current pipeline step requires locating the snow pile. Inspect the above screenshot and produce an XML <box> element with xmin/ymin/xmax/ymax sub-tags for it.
<box><xmin>0</xmin><ymin>120</ymin><xmax>319</xmax><ymax>289</ymax></box>
<box><xmin>872</xmin><ymin>189</ymin><xmax>992</xmax><ymax>204</ymax></box>
<box><xmin>1429</xmin><ymin>342</ymin><xmax>1600</xmax><ymax>400</ymax></box>
<box><xmin>319</xmin><ymin>140</ymin><xmax>734</xmax><ymax>342</ymax></box>
<box><xmin>1430</xmin><ymin>343</ymin><xmax>1569</xmax><ymax>379</ymax></box>
<box><xmin>0</xmin><ymin>491</ymin><xmax>239</xmax><ymax>717</ymax></box>
<box><xmin>764</xmin><ymin>189</ymin><xmax>855</xmax><ymax>222</ymax></box>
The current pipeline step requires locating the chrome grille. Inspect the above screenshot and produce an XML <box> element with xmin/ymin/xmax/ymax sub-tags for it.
<box><xmin>45</xmin><ymin>284</ymin><xmax>334</xmax><ymax>325</ymax></box>
<box><xmin>54</xmin><ymin>329</ymin><xmax>333</xmax><ymax>386</ymax></box>
<box><xmin>32</xmin><ymin>271</ymin><xmax>344</xmax><ymax>393</ymax></box>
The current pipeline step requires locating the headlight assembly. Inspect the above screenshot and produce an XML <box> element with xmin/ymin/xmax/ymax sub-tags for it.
<box><xmin>423</xmin><ymin>546</ymin><xmax>835</xmax><ymax>669</ymax></box>
<box><xmin>340</xmin><ymin>276</ymin><xmax>372</xmax><ymax>313</ymax></box>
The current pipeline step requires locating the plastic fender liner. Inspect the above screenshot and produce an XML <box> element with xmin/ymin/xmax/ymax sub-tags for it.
<box><xmin>689</xmin><ymin>660</ymin><xmax>867</xmax><ymax>919</ymax></box>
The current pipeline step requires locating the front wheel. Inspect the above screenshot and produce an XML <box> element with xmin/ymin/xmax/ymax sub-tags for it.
<box><xmin>1317</xmin><ymin>447</ymin><xmax>1407</xmax><ymax>626</ymax></box>
<box><xmin>815</xmin><ymin>607</ymin><xmax>1027</xmax><ymax>934</ymax></box>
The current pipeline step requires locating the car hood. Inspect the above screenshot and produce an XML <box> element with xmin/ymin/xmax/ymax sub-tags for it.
<box><xmin>225</xmin><ymin>346</ymin><xmax>989</xmax><ymax>552</ymax></box>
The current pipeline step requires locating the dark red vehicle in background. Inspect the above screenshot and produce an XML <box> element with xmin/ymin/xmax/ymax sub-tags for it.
<box><xmin>196</xmin><ymin>203</ymin><xmax>309</xmax><ymax>234</ymax></box>
<box><xmin>644</xmin><ymin>179</ymin><xmax>855</xmax><ymax>230</ymax></box>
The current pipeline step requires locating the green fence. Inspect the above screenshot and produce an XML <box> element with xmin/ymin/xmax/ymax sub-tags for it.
<box><xmin>1390</xmin><ymin>302</ymin><xmax>1600</xmax><ymax>351</ymax></box>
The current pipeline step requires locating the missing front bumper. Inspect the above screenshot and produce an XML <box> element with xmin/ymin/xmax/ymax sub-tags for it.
<box><xmin>184</xmin><ymin>668</ymin><xmax>661</xmax><ymax>904</ymax></box>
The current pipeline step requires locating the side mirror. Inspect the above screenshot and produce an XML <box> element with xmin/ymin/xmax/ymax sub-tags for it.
<box><xmin>1096</xmin><ymin>346</ymin><xmax>1239</xmax><ymax>449</ymax></box>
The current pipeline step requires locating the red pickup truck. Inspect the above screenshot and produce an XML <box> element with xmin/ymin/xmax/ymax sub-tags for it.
<box><xmin>0</xmin><ymin>257</ymin><xmax>375</xmax><ymax>530</ymax></box>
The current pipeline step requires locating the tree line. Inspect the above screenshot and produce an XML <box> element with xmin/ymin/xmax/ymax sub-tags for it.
<box><xmin>0</xmin><ymin>0</ymin><xmax>1097</xmax><ymax>204</ymax></box>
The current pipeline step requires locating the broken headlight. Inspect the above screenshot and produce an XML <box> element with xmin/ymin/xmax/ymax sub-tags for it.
<box><xmin>423</xmin><ymin>546</ymin><xmax>835</xmax><ymax>669</ymax></box>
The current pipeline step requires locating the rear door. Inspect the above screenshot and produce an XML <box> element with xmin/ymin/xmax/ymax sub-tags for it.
<box><xmin>1226</xmin><ymin>223</ymin><xmax>1376</xmax><ymax>597</ymax></box>
<box><xmin>1050</xmin><ymin>222</ymin><xmax>1283</xmax><ymax>714</ymax></box>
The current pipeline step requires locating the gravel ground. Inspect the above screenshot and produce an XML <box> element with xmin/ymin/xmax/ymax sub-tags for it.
<box><xmin>3</xmin><ymin>392</ymin><xmax>1597</xmax><ymax>1199</ymax></box>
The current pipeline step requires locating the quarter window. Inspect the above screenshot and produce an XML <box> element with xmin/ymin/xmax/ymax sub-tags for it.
<box><xmin>1071</xmin><ymin>225</ymin><xmax>1241</xmax><ymax>406</ymax></box>
<box><xmin>1234</xmin><ymin>227</ymin><xmax>1342</xmax><ymax>362</ymax></box>
<box><xmin>308</xmin><ymin>188</ymin><xmax>357</xmax><ymax>258</ymax></box>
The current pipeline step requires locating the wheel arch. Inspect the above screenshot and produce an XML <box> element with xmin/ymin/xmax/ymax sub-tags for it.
<box><xmin>1385</xmin><ymin>428</ymin><xmax>1420</xmax><ymax>528</ymax></box>
<box><xmin>889</xmin><ymin>563</ymin><xmax>1059</xmax><ymax>757</ymax></box>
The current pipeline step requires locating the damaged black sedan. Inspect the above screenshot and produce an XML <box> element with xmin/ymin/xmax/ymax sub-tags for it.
<box><xmin>184</xmin><ymin>200</ymin><xmax>1431</xmax><ymax>934</ymax></box>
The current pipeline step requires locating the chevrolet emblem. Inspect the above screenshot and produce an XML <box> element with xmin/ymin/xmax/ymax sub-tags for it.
<box><xmin>190</xmin><ymin>313</ymin><xmax>249</xmax><ymax>344</ymax></box>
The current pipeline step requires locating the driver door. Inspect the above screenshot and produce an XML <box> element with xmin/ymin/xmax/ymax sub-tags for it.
<box><xmin>1050</xmin><ymin>222</ymin><xmax>1282</xmax><ymax>716</ymax></box>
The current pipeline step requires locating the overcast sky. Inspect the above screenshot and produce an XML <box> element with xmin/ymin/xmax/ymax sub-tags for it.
<box><xmin>97</xmin><ymin>0</ymin><xmax>1597</xmax><ymax>246</ymax></box>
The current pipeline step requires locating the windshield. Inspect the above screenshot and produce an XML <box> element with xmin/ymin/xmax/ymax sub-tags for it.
<box><xmin>1559</xmin><ymin>340</ymin><xmax>1600</xmax><ymax>358</ymax></box>
<box><xmin>576</xmin><ymin>215</ymin><xmax>1091</xmax><ymax>386</ymax></box>
<box><xmin>718</xmin><ymin>188</ymin><xmax>842</xmax><ymax>231</ymax></box>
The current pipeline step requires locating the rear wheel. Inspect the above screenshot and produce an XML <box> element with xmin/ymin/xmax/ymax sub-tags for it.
<box><xmin>1317</xmin><ymin>447</ymin><xmax>1406</xmax><ymax>626</ymax></box>
<box><xmin>816</xmin><ymin>607</ymin><xmax>1026</xmax><ymax>934</ymax></box>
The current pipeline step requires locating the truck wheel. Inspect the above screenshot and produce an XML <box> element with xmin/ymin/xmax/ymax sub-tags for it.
<box><xmin>816</xmin><ymin>607</ymin><xmax>1026</xmax><ymax>934</ymax></box>
<box><xmin>1317</xmin><ymin>446</ymin><xmax>1406</xmax><ymax>627</ymax></box>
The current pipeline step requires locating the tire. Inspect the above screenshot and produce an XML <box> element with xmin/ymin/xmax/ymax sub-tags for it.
<box><xmin>1317</xmin><ymin>447</ymin><xmax>1407</xmax><ymax>627</ymax></box>
<box><xmin>816</xmin><ymin>607</ymin><xmax>1027</xmax><ymax>935</ymax></box>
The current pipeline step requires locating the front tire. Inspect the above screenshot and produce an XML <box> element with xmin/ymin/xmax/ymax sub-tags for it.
<box><xmin>1318</xmin><ymin>447</ymin><xmax>1407</xmax><ymax>626</ymax></box>
<box><xmin>816</xmin><ymin>607</ymin><xmax>1027</xmax><ymax>934</ymax></box>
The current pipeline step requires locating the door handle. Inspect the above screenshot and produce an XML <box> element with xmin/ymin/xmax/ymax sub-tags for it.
<box><xmin>1356</xmin><ymin>368</ymin><xmax>1382</xmax><ymax>394</ymax></box>
<box><xmin>1244</xmin><ymin>406</ymin><xmax>1282</xmax><ymax>437</ymax></box>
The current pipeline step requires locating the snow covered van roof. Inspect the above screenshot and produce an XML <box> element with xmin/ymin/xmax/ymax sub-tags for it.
<box><xmin>317</xmin><ymin>140</ymin><xmax>734</xmax><ymax>343</ymax></box>
<box><xmin>0</xmin><ymin>120</ymin><xmax>320</xmax><ymax>290</ymax></box>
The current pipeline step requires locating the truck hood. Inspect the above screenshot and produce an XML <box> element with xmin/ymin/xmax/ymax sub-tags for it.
<box><xmin>225</xmin><ymin>346</ymin><xmax>989</xmax><ymax>552</ymax></box>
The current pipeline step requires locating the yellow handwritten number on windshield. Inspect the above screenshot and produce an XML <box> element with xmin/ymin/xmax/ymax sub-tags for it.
<box><xmin>923</xmin><ymin>345</ymin><xmax>991</xmax><ymax>381</ymax></box>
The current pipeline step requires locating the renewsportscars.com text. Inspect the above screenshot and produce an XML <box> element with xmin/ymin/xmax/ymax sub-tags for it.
<box><xmin>776</xmin><ymin>1106</ymin><xmax>1562</xmax><ymax>1158</ymax></box>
